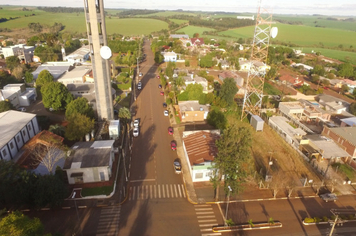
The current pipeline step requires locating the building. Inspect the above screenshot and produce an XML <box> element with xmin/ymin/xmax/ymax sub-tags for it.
<box><xmin>269</xmin><ymin>116</ymin><xmax>306</xmax><ymax>147</ymax></box>
<box><xmin>329</xmin><ymin>79</ymin><xmax>343</xmax><ymax>89</ymax></box>
<box><xmin>163</xmin><ymin>51</ymin><xmax>177</xmax><ymax>62</ymax></box>
<box><xmin>316</xmin><ymin>94</ymin><xmax>349</xmax><ymax>114</ymax></box>
<box><xmin>177</xmin><ymin>101</ymin><xmax>210</xmax><ymax>123</ymax></box>
<box><xmin>63</xmin><ymin>45</ymin><xmax>90</xmax><ymax>64</ymax></box>
<box><xmin>190</xmin><ymin>38</ymin><xmax>205</xmax><ymax>46</ymax></box>
<box><xmin>236</xmin><ymin>15</ymin><xmax>254</xmax><ymax>20</ymax></box>
<box><xmin>239</xmin><ymin>59</ymin><xmax>270</xmax><ymax>73</ymax></box>
<box><xmin>340</xmin><ymin>117</ymin><xmax>356</xmax><ymax>127</ymax></box>
<box><xmin>32</xmin><ymin>61</ymin><xmax>74</xmax><ymax>80</ymax></box>
<box><xmin>181</xmin><ymin>74</ymin><xmax>210</xmax><ymax>93</ymax></box>
<box><xmin>84</xmin><ymin>0</ymin><xmax>114</xmax><ymax>121</ymax></box>
<box><xmin>2</xmin><ymin>44</ymin><xmax>35</xmax><ymax>63</ymax></box>
<box><xmin>0</xmin><ymin>83</ymin><xmax>37</xmax><ymax>107</ymax></box>
<box><xmin>343</xmin><ymin>79</ymin><xmax>356</xmax><ymax>93</ymax></box>
<box><xmin>0</xmin><ymin>110</ymin><xmax>40</xmax><ymax>161</ymax></box>
<box><xmin>218</xmin><ymin>71</ymin><xmax>245</xmax><ymax>94</ymax></box>
<box><xmin>57</xmin><ymin>66</ymin><xmax>92</xmax><ymax>86</ymax></box>
<box><xmin>170</xmin><ymin>34</ymin><xmax>189</xmax><ymax>39</ymax></box>
<box><xmin>63</xmin><ymin>140</ymin><xmax>115</xmax><ymax>184</ymax></box>
<box><xmin>321</xmin><ymin>126</ymin><xmax>356</xmax><ymax>160</ymax></box>
<box><xmin>182</xmin><ymin>130</ymin><xmax>219</xmax><ymax>182</ymax></box>
<box><xmin>292</xmin><ymin>63</ymin><xmax>314</xmax><ymax>71</ymax></box>
<box><xmin>277</xmin><ymin>74</ymin><xmax>304</xmax><ymax>87</ymax></box>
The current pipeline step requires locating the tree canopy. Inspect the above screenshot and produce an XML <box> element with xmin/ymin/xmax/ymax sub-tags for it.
<box><xmin>0</xmin><ymin>211</ymin><xmax>46</xmax><ymax>236</ymax></box>
<box><xmin>65</xmin><ymin>113</ymin><xmax>94</xmax><ymax>141</ymax></box>
<box><xmin>5</xmin><ymin>56</ymin><xmax>20</xmax><ymax>72</ymax></box>
<box><xmin>350</xmin><ymin>103</ymin><xmax>356</xmax><ymax>116</ymax></box>
<box><xmin>207</xmin><ymin>109</ymin><xmax>227</xmax><ymax>130</ymax></box>
<box><xmin>65</xmin><ymin>97</ymin><xmax>94</xmax><ymax>119</ymax></box>
<box><xmin>0</xmin><ymin>101</ymin><xmax>14</xmax><ymax>112</ymax></box>
<box><xmin>118</xmin><ymin>107</ymin><xmax>131</xmax><ymax>122</ymax></box>
<box><xmin>218</xmin><ymin>78</ymin><xmax>238</xmax><ymax>107</ymax></box>
<box><xmin>177</xmin><ymin>83</ymin><xmax>204</xmax><ymax>101</ymax></box>
<box><xmin>36</xmin><ymin>70</ymin><xmax>54</xmax><ymax>88</ymax></box>
<box><xmin>41</xmin><ymin>82</ymin><xmax>73</xmax><ymax>110</ymax></box>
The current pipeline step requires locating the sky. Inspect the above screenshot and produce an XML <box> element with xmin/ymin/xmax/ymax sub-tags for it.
<box><xmin>2</xmin><ymin>0</ymin><xmax>356</xmax><ymax>16</ymax></box>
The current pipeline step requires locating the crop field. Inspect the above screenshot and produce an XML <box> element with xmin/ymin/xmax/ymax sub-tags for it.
<box><xmin>178</xmin><ymin>25</ymin><xmax>216</xmax><ymax>37</ymax></box>
<box><xmin>169</xmin><ymin>19</ymin><xmax>188</xmax><ymax>25</ymax></box>
<box><xmin>105</xmin><ymin>18</ymin><xmax>168</xmax><ymax>36</ymax></box>
<box><xmin>296</xmin><ymin>47</ymin><xmax>356</xmax><ymax>64</ymax></box>
<box><xmin>136</xmin><ymin>11</ymin><xmax>197</xmax><ymax>17</ymax></box>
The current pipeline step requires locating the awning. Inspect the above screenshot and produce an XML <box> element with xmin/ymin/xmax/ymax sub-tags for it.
<box><xmin>70</xmin><ymin>172</ymin><xmax>83</xmax><ymax>177</ymax></box>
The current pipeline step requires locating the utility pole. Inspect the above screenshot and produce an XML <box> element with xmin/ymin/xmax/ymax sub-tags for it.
<box><xmin>224</xmin><ymin>186</ymin><xmax>232</xmax><ymax>226</ymax></box>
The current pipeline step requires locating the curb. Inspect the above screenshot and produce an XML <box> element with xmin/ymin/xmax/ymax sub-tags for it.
<box><xmin>212</xmin><ymin>222</ymin><xmax>282</xmax><ymax>232</ymax></box>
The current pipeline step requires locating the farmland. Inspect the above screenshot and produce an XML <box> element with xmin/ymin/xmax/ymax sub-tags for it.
<box><xmin>169</xmin><ymin>19</ymin><xmax>189</xmax><ymax>25</ymax></box>
<box><xmin>178</xmin><ymin>25</ymin><xmax>216</xmax><ymax>37</ymax></box>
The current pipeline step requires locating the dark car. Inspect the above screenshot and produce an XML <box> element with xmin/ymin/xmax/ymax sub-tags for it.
<box><xmin>160</xmin><ymin>91</ymin><xmax>164</xmax><ymax>96</ymax></box>
<box><xmin>173</xmin><ymin>159</ymin><xmax>182</xmax><ymax>174</ymax></box>
<box><xmin>171</xmin><ymin>140</ymin><xmax>177</xmax><ymax>151</ymax></box>
<box><xmin>163</xmin><ymin>103</ymin><xmax>167</xmax><ymax>108</ymax></box>
<box><xmin>168</xmin><ymin>127</ymin><xmax>173</xmax><ymax>135</ymax></box>
<box><xmin>158</xmin><ymin>84</ymin><xmax>162</xmax><ymax>89</ymax></box>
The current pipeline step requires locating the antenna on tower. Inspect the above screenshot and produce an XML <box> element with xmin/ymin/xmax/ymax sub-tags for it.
<box><xmin>241</xmin><ymin>0</ymin><xmax>277</xmax><ymax>121</ymax></box>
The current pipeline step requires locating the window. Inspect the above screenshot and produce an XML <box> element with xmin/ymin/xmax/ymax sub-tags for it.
<box><xmin>95</xmin><ymin>0</ymin><xmax>100</xmax><ymax>13</ymax></box>
<box><xmin>87</xmin><ymin>22</ymin><xmax>91</xmax><ymax>35</ymax></box>
<box><xmin>28</xmin><ymin>124</ymin><xmax>32</xmax><ymax>131</ymax></box>
<box><xmin>98</xmin><ymin>22</ymin><xmax>102</xmax><ymax>35</ymax></box>
<box><xmin>16</xmin><ymin>135</ymin><xmax>20</xmax><ymax>142</ymax></box>
<box><xmin>2</xmin><ymin>149</ymin><xmax>7</xmax><ymax>156</ymax></box>
<box><xmin>205</xmin><ymin>171</ymin><xmax>213</xmax><ymax>177</ymax></box>
<box><xmin>10</xmin><ymin>142</ymin><xmax>14</xmax><ymax>149</ymax></box>
<box><xmin>90</xmin><ymin>44</ymin><xmax>94</xmax><ymax>55</ymax></box>
<box><xmin>100</xmin><ymin>172</ymin><xmax>105</xmax><ymax>181</ymax></box>
<box><xmin>195</xmin><ymin>173</ymin><xmax>203</xmax><ymax>179</ymax></box>
<box><xmin>22</xmin><ymin>130</ymin><xmax>26</xmax><ymax>136</ymax></box>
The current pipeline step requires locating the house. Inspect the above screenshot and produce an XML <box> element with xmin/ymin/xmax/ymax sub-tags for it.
<box><xmin>269</xmin><ymin>116</ymin><xmax>306</xmax><ymax>147</ymax></box>
<box><xmin>32</xmin><ymin>61</ymin><xmax>74</xmax><ymax>80</ymax></box>
<box><xmin>63</xmin><ymin>45</ymin><xmax>90</xmax><ymax>64</ymax></box>
<box><xmin>239</xmin><ymin>59</ymin><xmax>270</xmax><ymax>73</ymax></box>
<box><xmin>66</xmin><ymin>83</ymin><xmax>116</xmax><ymax>111</ymax></box>
<box><xmin>190</xmin><ymin>38</ymin><xmax>205</xmax><ymax>46</ymax></box>
<box><xmin>177</xmin><ymin>101</ymin><xmax>210</xmax><ymax>123</ymax></box>
<box><xmin>181</xmin><ymin>74</ymin><xmax>210</xmax><ymax>93</ymax></box>
<box><xmin>170</xmin><ymin>34</ymin><xmax>189</xmax><ymax>39</ymax></box>
<box><xmin>57</xmin><ymin>66</ymin><xmax>92</xmax><ymax>86</ymax></box>
<box><xmin>316</xmin><ymin>94</ymin><xmax>349</xmax><ymax>114</ymax></box>
<box><xmin>300</xmin><ymin>134</ymin><xmax>350</xmax><ymax>161</ymax></box>
<box><xmin>2</xmin><ymin>44</ymin><xmax>35</xmax><ymax>64</ymax></box>
<box><xmin>236</xmin><ymin>15</ymin><xmax>254</xmax><ymax>20</ymax></box>
<box><xmin>0</xmin><ymin>110</ymin><xmax>40</xmax><ymax>161</ymax></box>
<box><xmin>342</xmin><ymin>79</ymin><xmax>356</xmax><ymax>93</ymax></box>
<box><xmin>182</xmin><ymin>130</ymin><xmax>220</xmax><ymax>182</ymax></box>
<box><xmin>63</xmin><ymin>140</ymin><xmax>115</xmax><ymax>184</ymax></box>
<box><xmin>163</xmin><ymin>51</ymin><xmax>177</xmax><ymax>62</ymax></box>
<box><xmin>216</xmin><ymin>59</ymin><xmax>229</xmax><ymax>69</ymax></box>
<box><xmin>321</xmin><ymin>126</ymin><xmax>356</xmax><ymax>160</ymax></box>
<box><xmin>329</xmin><ymin>79</ymin><xmax>343</xmax><ymax>88</ymax></box>
<box><xmin>0</xmin><ymin>83</ymin><xmax>37</xmax><ymax>107</ymax></box>
<box><xmin>278</xmin><ymin>74</ymin><xmax>304</xmax><ymax>87</ymax></box>
<box><xmin>218</xmin><ymin>71</ymin><xmax>245</xmax><ymax>95</ymax></box>
<box><xmin>340</xmin><ymin>117</ymin><xmax>356</xmax><ymax>127</ymax></box>
<box><xmin>292</xmin><ymin>63</ymin><xmax>314</xmax><ymax>71</ymax></box>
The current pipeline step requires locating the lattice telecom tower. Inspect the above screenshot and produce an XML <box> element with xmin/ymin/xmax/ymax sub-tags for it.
<box><xmin>241</xmin><ymin>0</ymin><xmax>276</xmax><ymax>120</ymax></box>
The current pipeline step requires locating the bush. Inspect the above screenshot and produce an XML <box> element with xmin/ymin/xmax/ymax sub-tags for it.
<box><xmin>340</xmin><ymin>215</ymin><xmax>347</xmax><ymax>220</ymax></box>
<box><xmin>175</xmin><ymin>116</ymin><xmax>181</xmax><ymax>124</ymax></box>
<box><xmin>314</xmin><ymin>217</ymin><xmax>321</xmax><ymax>223</ymax></box>
<box><xmin>226</xmin><ymin>219</ymin><xmax>235</xmax><ymax>226</ymax></box>
<box><xmin>170</xmin><ymin>114</ymin><xmax>173</xmax><ymax>118</ymax></box>
<box><xmin>322</xmin><ymin>216</ymin><xmax>329</xmax><ymax>222</ymax></box>
<box><xmin>166</xmin><ymin>98</ymin><xmax>172</xmax><ymax>105</ymax></box>
<box><xmin>330</xmin><ymin>215</ymin><xmax>336</xmax><ymax>220</ymax></box>
<box><xmin>304</xmin><ymin>218</ymin><xmax>315</xmax><ymax>223</ymax></box>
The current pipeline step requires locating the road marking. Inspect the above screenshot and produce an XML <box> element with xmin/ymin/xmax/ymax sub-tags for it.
<box><xmin>195</xmin><ymin>208</ymin><xmax>213</xmax><ymax>211</ymax></box>
<box><xmin>196</xmin><ymin>211</ymin><xmax>214</xmax><ymax>215</ymax></box>
<box><xmin>198</xmin><ymin>219</ymin><xmax>217</xmax><ymax>223</ymax></box>
<box><xmin>150</xmin><ymin>185</ymin><xmax>153</xmax><ymax>199</ymax></box>
<box><xmin>178</xmin><ymin>184</ymin><xmax>182</xmax><ymax>197</ymax></box>
<box><xmin>182</xmin><ymin>184</ymin><xmax>186</xmax><ymax>198</ymax></box>
<box><xmin>166</xmin><ymin>184</ymin><xmax>170</xmax><ymax>198</ymax></box>
<box><xmin>201</xmin><ymin>228</ymin><xmax>213</xmax><ymax>232</ymax></box>
<box><xmin>197</xmin><ymin>216</ymin><xmax>216</xmax><ymax>219</ymax></box>
<box><xmin>170</xmin><ymin>184</ymin><xmax>174</xmax><ymax>197</ymax></box>
<box><xmin>131</xmin><ymin>179</ymin><xmax>156</xmax><ymax>182</ymax></box>
<box><xmin>174</xmin><ymin>184</ymin><xmax>178</xmax><ymax>197</ymax></box>
<box><xmin>137</xmin><ymin>186</ymin><xmax>140</xmax><ymax>200</ymax></box>
<box><xmin>194</xmin><ymin>204</ymin><xmax>211</xmax><ymax>208</ymax></box>
<box><xmin>146</xmin><ymin>185</ymin><xmax>149</xmax><ymax>199</ymax></box>
<box><xmin>159</xmin><ymin>185</ymin><xmax>162</xmax><ymax>198</ymax></box>
<box><xmin>162</xmin><ymin>185</ymin><xmax>165</xmax><ymax>198</ymax></box>
<box><xmin>199</xmin><ymin>223</ymin><xmax>216</xmax><ymax>227</ymax></box>
<box><xmin>201</xmin><ymin>233</ymin><xmax>221</xmax><ymax>236</ymax></box>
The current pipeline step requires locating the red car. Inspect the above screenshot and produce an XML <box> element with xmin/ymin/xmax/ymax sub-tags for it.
<box><xmin>171</xmin><ymin>140</ymin><xmax>177</xmax><ymax>151</ymax></box>
<box><xmin>160</xmin><ymin>91</ymin><xmax>164</xmax><ymax>96</ymax></box>
<box><xmin>168</xmin><ymin>127</ymin><xmax>173</xmax><ymax>135</ymax></box>
<box><xmin>157</xmin><ymin>75</ymin><xmax>160</xmax><ymax>79</ymax></box>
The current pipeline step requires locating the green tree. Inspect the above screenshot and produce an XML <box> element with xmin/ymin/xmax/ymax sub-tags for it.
<box><xmin>0</xmin><ymin>101</ymin><xmax>14</xmax><ymax>112</ymax></box>
<box><xmin>341</xmin><ymin>84</ymin><xmax>350</xmax><ymax>94</ymax></box>
<box><xmin>185</xmin><ymin>60</ymin><xmax>190</xmax><ymax>67</ymax></box>
<box><xmin>165</xmin><ymin>61</ymin><xmax>175</xmax><ymax>78</ymax></box>
<box><xmin>338</xmin><ymin>63</ymin><xmax>354</xmax><ymax>78</ymax></box>
<box><xmin>207</xmin><ymin>109</ymin><xmax>227</xmax><ymax>130</ymax></box>
<box><xmin>349</xmin><ymin>103</ymin><xmax>356</xmax><ymax>115</ymax></box>
<box><xmin>154</xmin><ymin>51</ymin><xmax>164</xmax><ymax>64</ymax></box>
<box><xmin>211</xmin><ymin>122</ymin><xmax>253</xmax><ymax>201</ymax></box>
<box><xmin>36</xmin><ymin>70</ymin><xmax>54</xmax><ymax>88</ymax></box>
<box><xmin>48</xmin><ymin>124</ymin><xmax>66</xmax><ymax>137</ymax></box>
<box><xmin>200</xmin><ymin>54</ymin><xmax>214</xmax><ymax>68</ymax></box>
<box><xmin>65</xmin><ymin>97</ymin><xmax>94</xmax><ymax>119</ymax></box>
<box><xmin>12</xmin><ymin>65</ymin><xmax>26</xmax><ymax>80</ymax></box>
<box><xmin>24</xmin><ymin>71</ymin><xmax>34</xmax><ymax>83</ymax></box>
<box><xmin>312</xmin><ymin>64</ymin><xmax>325</xmax><ymax>76</ymax></box>
<box><xmin>0</xmin><ymin>211</ymin><xmax>46</xmax><ymax>236</ymax></box>
<box><xmin>311</xmin><ymin>75</ymin><xmax>320</xmax><ymax>84</ymax></box>
<box><xmin>118</xmin><ymin>107</ymin><xmax>131</xmax><ymax>123</ymax></box>
<box><xmin>185</xmin><ymin>83</ymin><xmax>204</xmax><ymax>100</ymax></box>
<box><xmin>353</xmin><ymin>89</ymin><xmax>356</xmax><ymax>100</ymax></box>
<box><xmin>41</xmin><ymin>82</ymin><xmax>73</xmax><ymax>110</ymax></box>
<box><xmin>5</xmin><ymin>56</ymin><xmax>20</xmax><ymax>71</ymax></box>
<box><xmin>219</xmin><ymin>78</ymin><xmax>238</xmax><ymax>107</ymax></box>
<box><xmin>65</xmin><ymin>113</ymin><xmax>94</xmax><ymax>141</ymax></box>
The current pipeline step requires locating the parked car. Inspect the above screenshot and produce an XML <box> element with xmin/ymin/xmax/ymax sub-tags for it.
<box><xmin>160</xmin><ymin>91</ymin><xmax>164</xmax><ymax>96</ymax></box>
<box><xmin>171</xmin><ymin>140</ymin><xmax>177</xmax><ymax>151</ymax></box>
<box><xmin>157</xmin><ymin>75</ymin><xmax>160</xmax><ymax>79</ymax></box>
<box><xmin>17</xmin><ymin>107</ymin><xmax>26</xmax><ymax>112</ymax></box>
<box><xmin>133</xmin><ymin>118</ymin><xmax>140</xmax><ymax>128</ymax></box>
<box><xmin>139</xmin><ymin>72</ymin><xmax>143</xmax><ymax>77</ymax></box>
<box><xmin>138</xmin><ymin>81</ymin><xmax>142</xmax><ymax>90</ymax></box>
<box><xmin>320</xmin><ymin>193</ymin><xmax>337</xmax><ymax>202</ymax></box>
<box><xmin>173</xmin><ymin>159</ymin><xmax>182</xmax><ymax>174</ymax></box>
<box><xmin>133</xmin><ymin>127</ymin><xmax>140</xmax><ymax>137</ymax></box>
<box><xmin>164</xmin><ymin>110</ymin><xmax>169</xmax><ymax>116</ymax></box>
<box><xmin>168</xmin><ymin>127</ymin><xmax>173</xmax><ymax>135</ymax></box>
<box><xmin>158</xmin><ymin>84</ymin><xmax>162</xmax><ymax>89</ymax></box>
<box><xmin>163</xmin><ymin>103</ymin><xmax>167</xmax><ymax>108</ymax></box>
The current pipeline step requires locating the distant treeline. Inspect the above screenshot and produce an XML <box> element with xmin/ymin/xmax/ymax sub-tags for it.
<box><xmin>275</xmin><ymin>19</ymin><xmax>303</xmax><ymax>25</ymax></box>
<box><xmin>117</xmin><ymin>9</ymin><xmax>162</xmax><ymax>17</ymax></box>
<box><xmin>37</xmin><ymin>6</ymin><xmax>83</xmax><ymax>13</ymax></box>
<box><xmin>170</xmin><ymin>15</ymin><xmax>254</xmax><ymax>30</ymax></box>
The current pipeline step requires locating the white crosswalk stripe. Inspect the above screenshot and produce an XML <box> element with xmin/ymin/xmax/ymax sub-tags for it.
<box><xmin>96</xmin><ymin>205</ymin><xmax>121</xmax><ymax>236</ymax></box>
<box><xmin>194</xmin><ymin>204</ymin><xmax>221</xmax><ymax>236</ymax></box>
<box><xmin>128</xmin><ymin>184</ymin><xmax>186</xmax><ymax>200</ymax></box>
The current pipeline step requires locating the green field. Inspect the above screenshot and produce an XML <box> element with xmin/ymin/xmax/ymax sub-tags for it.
<box><xmin>295</xmin><ymin>47</ymin><xmax>356</xmax><ymax>64</ymax></box>
<box><xmin>136</xmin><ymin>11</ymin><xmax>197</xmax><ymax>17</ymax></box>
<box><xmin>169</xmin><ymin>19</ymin><xmax>189</xmax><ymax>25</ymax></box>
<box><xmin>178</xmin><ymin>25</ymin><xmax>216</xmax><ymax>37</ymax></box>
<box><xmin>105</xmin><ymin>18</ymin><xmax>168</xmax><ymax>35</ymax></box>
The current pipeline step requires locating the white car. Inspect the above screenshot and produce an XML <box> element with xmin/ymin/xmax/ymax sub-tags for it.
<box><xmin>139</xmin><ymin>72</ymin><xmax>143</xmax><ymax>77</ymax></box>
<box><xmin>320</xmin><ymin>193</ymin><xmax>337</xmax><ymax>202</ymax></box>
<box><xmin>137</xmin><ymin>81</ymin><xmax>142</xmax><ymax>90</ymax></box>
<box><xmin>164</xmin><ymin>110</ymin><xmax>169</xmax><ymax>116</ymax></box>
<box><xmin>133</xmin><ymin>119</ymin><xmax>140</xmax><ymax>128</ymax></box>
<box><xmin>133</xmin><ymin>127</ymin><xmax>139</xmax><ymax>137</ymax></box>
<box><xmin>17</xmin><ymin>107</ymin><xmax>26</xmax><ymax>112</ymax></box>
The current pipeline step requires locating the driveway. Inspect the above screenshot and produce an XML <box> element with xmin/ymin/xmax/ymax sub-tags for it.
<box><xmin>27</xmin><ymin>99</ymin><xmax>65</xmax><ymax>123</ymax></box>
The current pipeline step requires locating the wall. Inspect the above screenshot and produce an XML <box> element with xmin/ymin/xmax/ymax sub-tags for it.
<box><xmin>322</xmin><ymin>127</ymin><xmax>356</xmax><ymax>157</ymax></box>
<box><xmin>66</xmin><ymin>166</ymin><xmax>110</xmax><ymax>184</ymax></box>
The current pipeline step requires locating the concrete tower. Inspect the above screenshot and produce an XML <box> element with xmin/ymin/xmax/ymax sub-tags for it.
<box><xmin>84</xmin><ymin>0</ymin><xmax>113</xmax><ymax>121</ymax></box>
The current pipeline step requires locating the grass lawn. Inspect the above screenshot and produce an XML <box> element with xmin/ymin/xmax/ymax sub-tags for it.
<box><xmin>332</xmin><ymin>163</ymin><xmax>356</xmax><ymax>182</ymax></box>
<box><xmin>105</xmin><ymin>18</ymin><xmax>168</xmax><ymax>36</ymax></box>
<box><xmin>178</xmin><ymin>25</ymin><xmax>216</xmax><ymax>37</ymax></box>
<box><xmin>264</xmin><ymin>82</ymin><xmax>282</xmax><ymax>95</ymax></box>
<box><xmin>81</xmin><ymin>185</ymin><xmax>114</xmax><ymax>197</ymax></box>
<box><xmin>118</xmin><ymin>93</ymin><xmax>131</xmax><ymax>108</ymax></box>
<box><xmin>294</xmin><ymin>47</ymin><xmax>356</xmax><ymax>65</ymax></box>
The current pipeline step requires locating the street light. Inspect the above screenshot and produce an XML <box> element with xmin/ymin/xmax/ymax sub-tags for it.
<box><xmin>224</xmin><ymin>185</ymin><xmax>232</xmax><ymax>226</ymax></box>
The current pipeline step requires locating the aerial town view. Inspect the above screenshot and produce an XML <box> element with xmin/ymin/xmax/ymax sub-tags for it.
<box><xmin>0</xmin><ymin>0</ymin><xmax>356</xmax><ymax>235</ymax></box>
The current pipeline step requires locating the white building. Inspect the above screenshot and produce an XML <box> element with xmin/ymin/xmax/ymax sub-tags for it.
<box><xmin>63</xmin><ymin>45</ymin><xmax>90</xmax><ymax>64</ymax></box>
<box><xmin>63</xmin><ymin>140</ymin><xmax>115</xmax><ymax>184</ymax></box>
<box><xmin>2</xmin><ymin>44</ymin><xmax>34</xmax><ymax>63</ymax></box>
<box><xmin>0</xmin><ymin>83</ymin><xmax>37</xmax><ymax>107</ymax></box>
<box><xmin>163</xmin><ymin>51</ymin><xmax>177</xmax><ymax>62</ymax></box>
<box><xmin>182</xmin><ymin>74</ymin><xmax>210</xmax><ymax>93</ymax></box>
<box><xmin>0</xmin><ymin>110</ymin><xmax>40</xmax><ymax>161</ymax></box>
<box><xmin>57</xmin><ymin>66</ymin><xmax>92</xmax><ymax>86</ymax></box>
<box><xmin>182</xmin><ymin>130</ymin><xmax>220</xmax><ymax>182</ymax></box>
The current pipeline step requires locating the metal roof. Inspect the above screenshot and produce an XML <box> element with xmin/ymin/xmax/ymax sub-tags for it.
<box><xmin>327</xmin><ymin>127</ymin><xmax>356</xmax><ymax>146</ymax></box>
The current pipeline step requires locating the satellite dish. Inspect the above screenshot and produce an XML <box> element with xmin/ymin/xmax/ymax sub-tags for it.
<box><xmin>271</xmin><ymin>27</ymin><xmax>278</xmax><ymax>39</ymax></box>
<box><xmin>100</xmin><ymin>46</ymin><xmax>112</xmax><ymax>60</ymax></box>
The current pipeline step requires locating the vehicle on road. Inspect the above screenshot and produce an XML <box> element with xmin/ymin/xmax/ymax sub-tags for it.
<box><xmin>158</xmin><ymin>84</ymin><xmax>162</xmax><ymax>88</ymax></box>
<box><xmin>157</xmin><ymin>75</ymin><xmax>160</xmax><ymax>79</ymax></box>
<box><xmin>163</xmin><ymin>103</ymin><xmax>167</xmax><ymax>108</ymax></box>
<box><xmin>171</xmin><ymin>140</ymin><xmax>177</xmax><ymax>151</ymax></box>
<box><xmin>133</xmin><ymin>119</ymin><xmax>140</xmax><ymax>128</ymax></box>
<box><xmin>164</xmin><ymin>110</ymin><xmax>169</xmax><ymax>116</ymax></box>
<box><xmin>173</xmin><ymin>159</ymin><xmax>182</xmax><ymax>174</ymax></box>
<box><xmin>160</xmin><ymin>91</ymin><xmax>164</xmax><ymax>96</ymax></box>
<box><xmin>168</xmin><ymin>127</ymin><xmax>173</xmax><ymax>135</ymax></box>
<box><xmin>133</xmin><ymin>127</ymin><xmax>140</xmax><ymax>137</ymax></box>
<box><xmin>139</xmin><ymin>72</ymin><xmax>143</xmax><ymax>77</ymax></box>
<box><xmin>138</xmin><ymin>81</ymin><xmax>142</xmax><ymax>90</ymax></box>
<box><xmin>320</xmin><ymin>193</ymin><xmax>337</xmax><ymax>202</ymax></box>
<box><xmin>17</xmin><ymin>107</ymin><xmax>26</xmax><ymax>112</ymax></box>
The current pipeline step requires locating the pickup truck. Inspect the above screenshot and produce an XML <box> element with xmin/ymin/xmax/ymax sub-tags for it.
<box><xmin>320</xmin><ymin>193</ymin><xmax>337</xmax><ymax>202</ymax></box>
